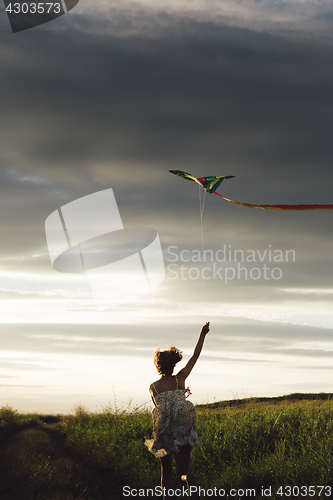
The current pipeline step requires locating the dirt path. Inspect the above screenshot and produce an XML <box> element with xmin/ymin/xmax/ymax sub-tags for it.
<box><xmin>0</xmin><ymin>424</ymin><xmax>124</xmax><ymax>500</ymax></box>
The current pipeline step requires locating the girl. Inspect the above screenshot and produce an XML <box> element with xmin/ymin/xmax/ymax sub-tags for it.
<box><xmin>145</xmin><ymin>322</ymin><xmax>210</xmax><ymax>499</ymax></box>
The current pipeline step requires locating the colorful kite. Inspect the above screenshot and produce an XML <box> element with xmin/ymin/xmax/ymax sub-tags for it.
<box><xmin>169</xmin><ymin>170</ymin><xmax>235</xmax><ymax>193</ymax></box>
<box><xmin>169</xmin><ymin>170</ymin><xmax>333</xmax><ymax>210</ymax></box>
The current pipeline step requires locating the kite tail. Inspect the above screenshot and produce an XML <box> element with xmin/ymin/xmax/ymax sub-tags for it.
<box><xmin>213</xmin><ymin>192</ymin><xmax>333</xmax><ymax>210</ymax></box>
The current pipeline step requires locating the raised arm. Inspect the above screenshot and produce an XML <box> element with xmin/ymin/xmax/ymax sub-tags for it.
<box><xmin>177</xmin><ymin>322</ymin><xmax>210</xmax><ymax>381</ymax></box>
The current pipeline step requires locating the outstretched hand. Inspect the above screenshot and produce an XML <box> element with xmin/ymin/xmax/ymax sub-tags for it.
<box><xmin>201</xmin><ymin>321</ymin><xmax>210</xmax><ymax>335</ymax></box>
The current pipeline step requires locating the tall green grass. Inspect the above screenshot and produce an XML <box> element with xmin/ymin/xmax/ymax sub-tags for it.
<box><xmin>64</xmin><ymin>404</ymin><xmax>158</xmax><ymax>485</ymax></box>
<box><xmin>63</xmin><ymin>399</ymin><xmax>333</xmax><ymax>494</ymax></box>
<box><xmin>194</xmin><ymin>401</ymin><xmax>333</xmax><ymax>488</ymax></box>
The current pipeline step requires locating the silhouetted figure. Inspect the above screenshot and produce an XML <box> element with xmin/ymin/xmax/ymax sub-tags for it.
<box><xmin>145</xmin><ymin>322</ymin><xmax>210</xmax><ymax>500</ymax></box>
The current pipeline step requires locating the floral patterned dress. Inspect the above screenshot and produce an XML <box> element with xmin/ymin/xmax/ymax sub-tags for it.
<box><xmin>144</xmin><ymin>377</ymin><xmax>202</xmax><ymax>458</ymax></box>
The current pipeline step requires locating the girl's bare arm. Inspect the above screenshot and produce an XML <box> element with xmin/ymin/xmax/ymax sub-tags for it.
<box><xmin>177</xmin><ymin>322</ymin><xmax>210</xmax><ymax>381</ymax></box>
<box><xmin>149</xmin><ymin>385</ymin><xmax>157</xmax><ymax>406</ymax></box>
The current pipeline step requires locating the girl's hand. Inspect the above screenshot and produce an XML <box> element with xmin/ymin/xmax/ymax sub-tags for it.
<box><xmin>201</xmin><ymin>321</ymin><xmax>210</xmax><ymax>335</ymax></box>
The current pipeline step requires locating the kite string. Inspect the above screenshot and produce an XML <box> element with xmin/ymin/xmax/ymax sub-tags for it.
<box><xmin>199</xmin><ymin>186</ymin><xmax>206</xmax><ymax>299</ymax></box>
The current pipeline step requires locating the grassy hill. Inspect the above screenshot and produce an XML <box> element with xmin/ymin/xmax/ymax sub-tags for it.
<box><xmin>1</xmin><ymin>394</ymin><xmax>333</xmax><ymax>499</ymax></box>
<box><xmin>197</xmin><ymin>392</ymin><xmax>333</xmax><ymax>409</ymax></box>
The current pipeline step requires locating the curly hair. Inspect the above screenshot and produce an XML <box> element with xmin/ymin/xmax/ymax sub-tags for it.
<box><xmin>153</xmin><ymin>346</ymin><xmax>183</xmax><ymax>376</ymax></box>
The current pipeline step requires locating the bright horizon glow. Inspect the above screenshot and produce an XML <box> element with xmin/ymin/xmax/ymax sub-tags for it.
<box><xmin>1</xmin><ymin>282</ymin><xmax>333</xmax><ymax>413</ymax></box>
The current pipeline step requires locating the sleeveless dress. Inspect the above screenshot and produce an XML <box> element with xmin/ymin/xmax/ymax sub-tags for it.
<box><xmin>144</xmin><ymin>377</ymin><xmax>202</xmax><ymax>458</ymax></box>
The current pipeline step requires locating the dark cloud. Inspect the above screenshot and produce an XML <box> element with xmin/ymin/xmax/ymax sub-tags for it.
<box><xmin>1</xmin><ymin>15</ymin><xmax>333</xmax><ymax>180</ymax></box>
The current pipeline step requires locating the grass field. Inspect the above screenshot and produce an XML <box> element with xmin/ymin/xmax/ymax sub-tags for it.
<box><xmin>1</xmin><ymin>394</ymin><xmax>333</xmax><ymax>499</ymax></box>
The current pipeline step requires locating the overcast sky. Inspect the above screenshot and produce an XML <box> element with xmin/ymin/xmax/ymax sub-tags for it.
<box><xmin>1</xmin><ymin>0</ymin><xmax>333</xmax><ymax>413</ymax></box>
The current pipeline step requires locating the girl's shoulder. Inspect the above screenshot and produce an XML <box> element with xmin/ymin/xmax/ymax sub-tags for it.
<box><xmin>149</xmin><ymin>380</ymin><xmax>160</xmax><ymax>394</ymax></box>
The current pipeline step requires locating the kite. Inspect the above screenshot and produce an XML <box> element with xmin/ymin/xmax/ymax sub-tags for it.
<box><xmin>169</xmin><ymin>170</ymin><xmax>236</xmax><ymax>194</ymax></box>
<box><xmin>169</xmin><ymin>170</ymin><xmax>333</xmax><ymax>210</ymax></box>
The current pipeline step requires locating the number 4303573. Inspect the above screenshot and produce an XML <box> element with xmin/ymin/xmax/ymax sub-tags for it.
<box><xmin>5</xmin><ymin>3</ymin><xmax>62</xmax><ymax>14</ymax></box>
